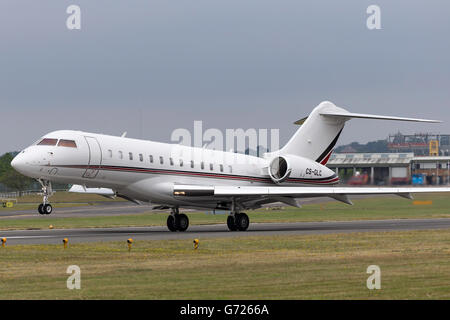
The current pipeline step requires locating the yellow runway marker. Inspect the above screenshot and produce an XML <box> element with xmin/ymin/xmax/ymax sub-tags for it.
<box><xmin>1</xmin><ymin>238</ymin><xmax>6</xmax><ymax>247</ymax></box>
<box><xmin>63</xmin><ymin>238</ymin><xmax>68</xmax><ymax>249</ymax></box>
<box><xmin>193</xmin><ymin>239</ymin><xmax>199</xmax><ymax>250</ymax></box>
<box><xmin>127</xmin><ymin>238</ymin><xmax>133</xmax><ymax>252</ymax></box>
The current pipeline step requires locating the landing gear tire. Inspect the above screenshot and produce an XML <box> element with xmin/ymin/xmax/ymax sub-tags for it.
<box><xmin>235</xmin><ymin>213</ymin><xmax>249</xmax><ymax>231</ymax></box>
<box><xmin>167</xmin><ymin>213</ymin><xmax>190</xmax><ymax>232</ymax></box>
<box><xmin>176</xmin><ymin>214</ymin><xmax>189</xmax><ymax>232</ymax></box>
<box><xmin>227</xmin><ymin>215</ymin><xmax>238</xmax><ymax>231</ymax></box>
<box><xmin>43</xmin><ymin>204</ymin><xmax>53</xmax><ymax>215</ymax></box>
<box><xmin>167</xmin><ymin>215</ymin><xmax>177</xmax><ymax>232</ymax></box>
<box><xmin>38</xmin><ymin>204</ymin><xmax>45</xmax><ymax>215</ymax></box>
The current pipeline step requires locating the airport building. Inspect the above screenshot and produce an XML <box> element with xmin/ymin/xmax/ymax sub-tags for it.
<box><xmin>328</xmin><ymin>153</ymin><xmax>450</xmax><ymax>185</ymax></box>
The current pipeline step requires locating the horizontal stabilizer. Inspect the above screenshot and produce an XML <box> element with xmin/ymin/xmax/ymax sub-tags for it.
<box><xmin>293</xmin><ymin>117</ymin><xmax>308</xmax><ymax>125</ymax></box>
<box><xmin>319</xmin><ymin>110</ymin><xmax>441</xmax><ymax>123</ymax></box>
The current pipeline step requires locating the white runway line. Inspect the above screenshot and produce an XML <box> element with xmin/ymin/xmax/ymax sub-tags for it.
<box><xmin>2</xmin><ymin>236</ymin><xmax>55</xmax><ymax>239</ymax></box>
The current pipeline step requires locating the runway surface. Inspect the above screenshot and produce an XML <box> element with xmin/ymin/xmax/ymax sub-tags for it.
<box><xmin>0</xmin><ymin>195</ymin><xmax>376</xmax><ymax>219</ymax></box>
<box><xmin>0</xmin><ymin>202</ymin><xmax>152</xmax><ymax>219</ymax></box>
<box><xmin>2</xmin><ymin>218</ymin><xmax>449</xmax><ymax>245</ymax></box>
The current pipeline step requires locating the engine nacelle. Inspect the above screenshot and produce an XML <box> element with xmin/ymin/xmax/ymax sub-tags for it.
<box><xmin>268</xmin><ymin>154</ymin><xmax>336</xmax><ymax>184</ymax></box>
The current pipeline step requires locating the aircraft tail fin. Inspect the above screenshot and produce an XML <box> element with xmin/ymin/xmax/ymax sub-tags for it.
<box><xmin>278</xmin><ymin>101</ymin><xmax>440</xmax><ymax>165</ymax></box>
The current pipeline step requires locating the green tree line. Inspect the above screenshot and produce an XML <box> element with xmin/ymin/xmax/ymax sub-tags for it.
<box><xmin>335</xmin><ymin>140</ymin><xmax>389</xmax><ymax>153</ymax></box>
<box><xmin>0</xmin><ymin>152</ymin><xmax>34</xmax><ymax>195</ymax></box>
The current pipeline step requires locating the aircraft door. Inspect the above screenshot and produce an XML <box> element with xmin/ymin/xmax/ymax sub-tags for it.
<box><xmin>83</xmin><ymin>136</ymin><xmax>102</xmax><ymax>179</ymax></box>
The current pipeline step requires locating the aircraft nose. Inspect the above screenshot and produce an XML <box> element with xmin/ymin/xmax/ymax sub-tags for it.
<box><xmin>11</xmin><ymin>152</ymin><xmax>29</xmax><ymax>175</ymax></box>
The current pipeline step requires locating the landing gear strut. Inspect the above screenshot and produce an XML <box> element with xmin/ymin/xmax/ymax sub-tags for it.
<box><xmin>37</xmin><ymin>180</ymin><xmax>53</xmax><ymax>215</ymax></box>
<box><xmin>167</xmin><ymin>208</ymin><xmax>189</xmax><ymax>232</ymax></box>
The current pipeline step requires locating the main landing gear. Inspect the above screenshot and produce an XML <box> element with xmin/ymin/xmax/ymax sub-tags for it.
<box><xmin>226</xmin><ymin>198</ymin><xmax>249</xmax><ymax>231</ymax></box>
<box><xmin>227</xmin><ymin>213</ymin><xmax>249</xmax><ymax>231</ymax></box>
<box><xmin>167</xmin><ymin>208</ymin><xmax>189</xmax><ymax>232</ymax></box>
<box><xmin>165</xmin><ymin>207</ymin><xmax>249</xmax><ymax>232</ymax></box>
<box><xmin>37</xmin><ymin>180</ymin><xmax>53</xmax><ymax>215</ymax></box>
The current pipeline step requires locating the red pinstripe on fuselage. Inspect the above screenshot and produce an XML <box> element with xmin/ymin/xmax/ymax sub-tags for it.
<box><xmin>50</xmin><ymin>164</ymin><xmax>340</xmax><ymax>185</ymax></box>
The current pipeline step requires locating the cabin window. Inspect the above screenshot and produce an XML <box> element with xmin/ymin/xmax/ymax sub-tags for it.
<box><xmin>169</xmin><ymin>158</ymin><xmax>174</xmax><ymax>166</ymax></box>
<box><xmin>150</xmin><ymin>155</ymin><xmax>153</xmax><ymax>163</ymax></box>
<box><xmin>220</xmin><ymin>164</ymin><xmax>224</xmax><ymax>172</ymax></box>
<box><xmin>190</xmin><ymin>160</ymin><xmax>194</xmax><ymax>168</ymax></box>
<box><xmin>179</xmin><ymin>159</ymin><xmax>183</xmax><ymax>167</ymax></box>
<box><xmin>139</xmin><ymin>154</ymin><xmax>143</xmax><ymax>162</ymax></box>
<box><xmin>201</xmin><ymin>162</ymin><xmax>205</xmax><ymax>170</ymax></box>
<box><xmin>129</xmin><ymin>152</ymin><xmax>133</xmax><ymax>161</ymax></box>
<box><xmin>119</xmin><ymin>151</ymin><xmax>123</xmax><ymax>159</ymax></box>
<box><xmin>160</xmin><ymin>156</ymin><xmax>164</xmax><ymax>165</ymax></box>
<box><xmin>58</xmin><ymin>140</ymin><xmax>77</xmax><ymax>148</ymax></box>
<box><xmin>37</xmin><ymin>138</ymin><xmax>58</xmax><ymax>146</ymax></box>
<box><xmin>228</xmin><ymin>165</ymin><xmax>233</xmax><ymax>173</ymax></box>
<box><xmin>210</xmin><ymin>163</ymin><xmax>214</xmax><ymax>171</ymax></box>
<box><xmin>108</xmin><ymin>150</ymin><xmax>113</xmax><ymax>158</ymax></box>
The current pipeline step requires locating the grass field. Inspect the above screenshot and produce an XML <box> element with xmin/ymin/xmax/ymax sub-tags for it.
<box><xmin>0</xmin><ymin>229</ymin><xmax>449</xmax><ymax>299</ymax></box>
<box><xmin>1</xmin><ymin>193</ymin><xmax>449</xmax><ymax>300</ymax></box>
<box><xmin>0</xmin><ymin>193</ymin><xmax>449</xmax><ymax>231</ymax></box>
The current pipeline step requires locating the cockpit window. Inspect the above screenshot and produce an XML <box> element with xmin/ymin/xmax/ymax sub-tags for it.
<box><xmin>37</xmin><ymin>138</ymin><xmax>58</xmax><ymax>146</ymax></box>
<box><xmin>58</xmin><ymin>140</ymin><xmax>77</xmax><ymax>148</ymax></box>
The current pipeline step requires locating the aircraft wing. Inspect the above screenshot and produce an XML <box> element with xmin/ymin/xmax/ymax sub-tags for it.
<box><xmin>173</xmin><ymin>185</ymin><xmax>450</xmax><ymax>207</ymax></box>
<box><xmin>212</xmin><ymin>186</ymin><xmax>450</xmax><ymax>196</ymax></box>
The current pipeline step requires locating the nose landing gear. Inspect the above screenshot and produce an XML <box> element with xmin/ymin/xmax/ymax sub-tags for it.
<box><xmin>37</xmin><ymin>180</ymin><xmax>53</xmax><ymax>215</ymax></box>
<box><xmin>38</xmin><ymin>203</ymin><xmax>53</xmax><ymax>215</ymax></box>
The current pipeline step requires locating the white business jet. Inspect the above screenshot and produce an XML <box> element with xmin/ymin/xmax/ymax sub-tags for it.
<box><xmin>11</xmin><ymin>101</ymin><xmax>450</xmax><ymax>232</ymax></box>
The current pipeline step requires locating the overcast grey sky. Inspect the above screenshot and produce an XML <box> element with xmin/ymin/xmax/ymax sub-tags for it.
<box><xmin>1</xmin><ymin>0</ymin><xmax>449</xmax><ymax>154</ymax></box>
